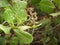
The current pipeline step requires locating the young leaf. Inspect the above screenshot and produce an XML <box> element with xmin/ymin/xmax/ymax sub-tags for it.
<box><xmin>39</xmin><ymin>0</ymin><xmax>55</xmax><ymax>13</ymax></box>
<box><xmin>2</xmin><ymin>8</ymin><xmax>14</xmax><ymax>25</ymax></box>
<box><xmin>14</xmin><ymin>29</ymin><xmax>33</xmax><ymax>44</ymax></box>
<box><xmin>0</xmin><ymin>24</ymin><xmax>11</xmax><ymax>34</ymax></box>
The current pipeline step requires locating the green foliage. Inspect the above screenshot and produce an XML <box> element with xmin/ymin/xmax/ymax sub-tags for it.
<box><xmin>30</xmin><ymin>0</ymin><xmax>60</xmax><ymax>13</ymax></box>
<box><xmin>16</xmin><ymin>9</ymin><xmax>27</xmax><ymax>25</ymax></box>
<box><xmin>53</xmin><ymin>0</ymin><xmax>60</xmax><ymax>9</ymax></box>
<box><xmin>0</xmin><ymin>0</ymin><xmax>33</xmax><ymax>45</ymax></box>
<box><xmin>50</xmin><ymin>37</ymin><xmax>58</xmax><ymax>45</ymax></box>
<box><xmin>29</xmin><ymin>0</ymin><xmax>60</xmax><ymax>45</ymax></box>
<box><xmin>9</xmin><ymin>37</ymin><xmax>18</xmax><ymax>45</ymax></box>
<box><xmin>0</xmin><ymin>0</ymin><xmax>60</xmax><ymax>45</ymax></box>
<box><xmin>14</xmin><ymin>29</ymin><xmax>33</xmax><ymax>44</ymax></box>
<box><xmin>50</xmin><ymin>12</ymin><xmax>60</xmax><ymax>24</ymax></box>
<box><xmin>12</xmin><ymin>1</ymin><xmax>27</xmax><ymax>25</ymax></box>
<box><xmin>0</xmin><ymin>0</ymin><xmax>10</xmax><ymax>7</ymax></box>
<box><xmin>39</xmin><ymin>0</ymin><xmax>55</xmax><ymax>13</ymax></box>
<box><xmin>0</xmin><ymin>16</ymin><xmax>3</xmax><ymax>24</ymax></box>
<box><xmin>0</xmin><ymin>37</ymin><xmax>6</xmax><ymax>45</ymax></box>
<box><xmin>0</xmin><ymin>24</ymin><xmax>11</xmax><ymax>34</ymax></box>
<box><xmin>54</xmin><ymin>16</ymin><xmax>60</xmax><ymax>24</ymax></box>
<box><xmin>2</xmin><ymin>8</ymin><xmax>14</xmax><ymax>25</ymax></box>
<box><xmin>40</xmin><ymin>37</ymin><xmax>50</xmax><ymax>45</ymax></box>
<box><xmin>30</xmin><ymin>0</ymin><xmax>41</xmax><ymax>4</ymax></box>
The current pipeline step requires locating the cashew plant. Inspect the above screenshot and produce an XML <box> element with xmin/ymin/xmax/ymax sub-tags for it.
<box><xmin>0</xmin><ymin>0</ymin><xmax>33</xmax><ymax>45</ymax></box>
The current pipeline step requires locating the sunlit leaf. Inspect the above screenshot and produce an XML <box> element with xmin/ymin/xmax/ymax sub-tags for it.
<box><xmin>18</xmin><ymin>26</ymin><xmax>31</xmax><ymax>31</ymax></box>
<box><xmin>14</xmin><ymin>29</ymin><xmax>33</xmax><ymax>44</ymax></box>
<box><xmin>13</xmin><ymin>1</ymin><xmax>27</xmax><ymax>10</ymax></box>
<box><xmin>17</xmin><ymin>9</ymin><xmax>27</xmax><ymax>25</ymax></box>
<box><xmin>12</xmin><ymin>1</ymin><xmax>27</xmax><ymax>25</ymax></box>
<box><xmin>2</xmin><ymin>8</ymin><xmax>14</xmax><ymax>25</ymax></box>
<box><xmin>50</xmin><ymin>11</ymin><xmax>60</xmax><ymax>17</ymax></box>
<box><xmin>13</xmin><ymin>9</ymin><xmax>27</xmax><ymax>25</ymax></box>
<box><xmin>0</xmin><ymin>24</ymin><xmax>11</xmax><ymax>34</ymax></box>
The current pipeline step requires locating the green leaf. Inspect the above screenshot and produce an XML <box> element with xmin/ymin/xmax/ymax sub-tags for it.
<box><xmin>10</xmin><ymin>37</ymin><xmax>18</xmax><ymax>45</ymax></box>
<box><xmin>0</xmin><ymin>24</ymin><xmax>11</xmax><ymax>34</ymax></box>
<box><xmin>2</xmin><ymin>8</ymin><xmax>14</xmax><ymax>25</ymax></box>
<box><xmin>17</xmin><ymin>9</ymin><xmax>27</xmax><ymax>25</ymax></box>
<box><xmin>13</xmin><ymin>1</ymin><xmax>27</xmax><ymax>9</ymax></box>
<box><xmin>30</xmin><ymin>0</ymin><xmax>41</xmax><ymax>4</ymax></box>
<box><xmin>18</xmin><ymin>26</ymin><xmax>31</xmax><ymax>31</ymax></box>
<box><xmin>14</xmin><ymin>29</ymin><xmax>33</xmax><ymax>44</ymax></box>
<box><xmin>39</xmin><ymin>0</ymin><xmax>55</xmax><ymax>13</ymax></box>
<box><xmin>0</xmin><ymin>0</ymin><xmax>10</xmax><ymax>7</ymax></box>
<box><xmin>14</xmin><ymin>9</ymin><xmax>27</xmax><ymax>25</ymax></box>
<box><xmin>12</xmin><ymin>1</ymin><xmax>27</xmax><ymax>25</ymax></box>
<box><xmin>53</xmin><ymin>0</ymin><xmax>60</xmax><ymax>9</ymax></box>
